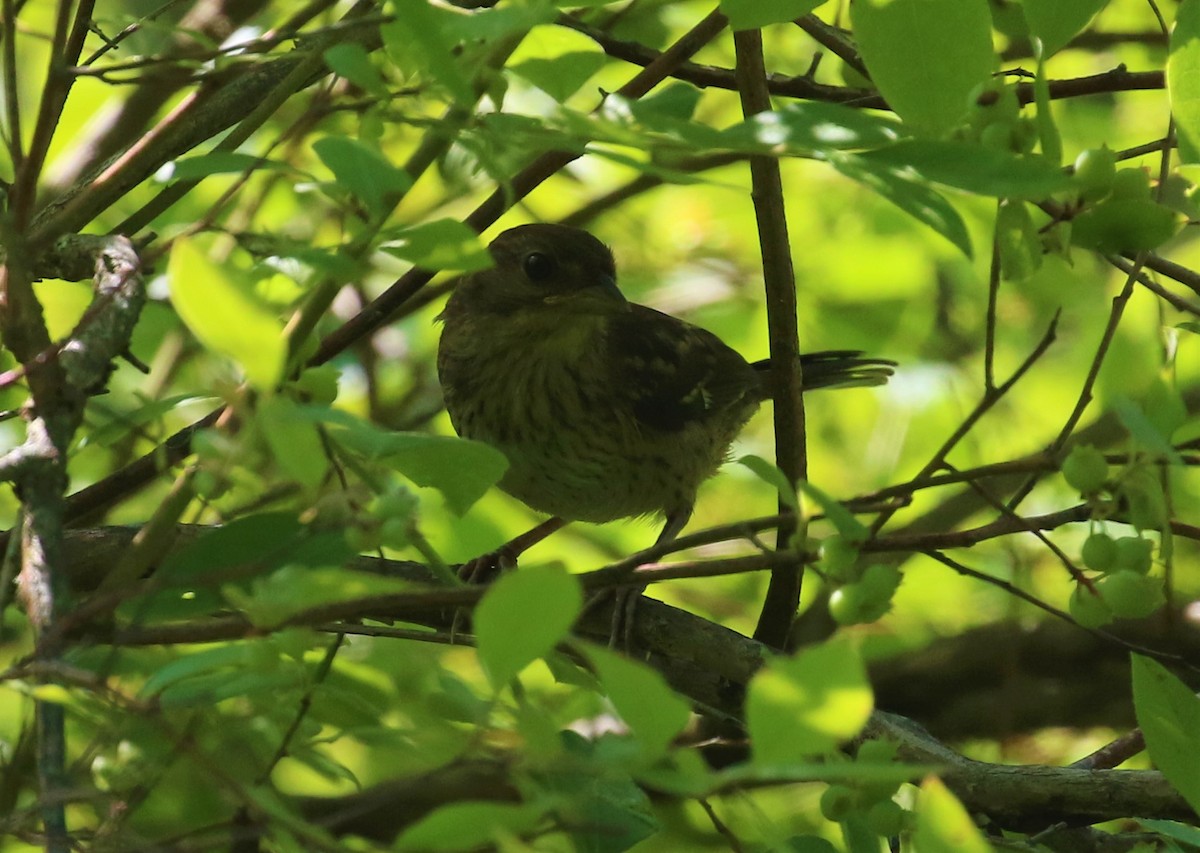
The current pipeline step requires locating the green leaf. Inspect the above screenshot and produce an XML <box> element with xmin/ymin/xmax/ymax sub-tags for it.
<box><xmin>721</xmin><ymin>101</ymin><xmax>903</xmax><ymax>154</ymax></box>
<box><xmin>382</xmin><ymin>0</ymin><xmax>474</xmax><ymax>103</ymax></box>
<box><xmin>1070</xmin><ymin>199</ymin><xmax>1181</xmax><ymax>253</ymax></box>
<box><xmin>829</xmin><ymin>151</ymin><xmax>973</xmax><ymax>256</ymax></box>
<box><xmin>721</xmin><ymin>0</ymin><xmax>824</xmax><ymax>31</ymax></box>
<box><xmin>84</xmin><ymin>393</ymin><xmax>216</xmax><ymax>447</ymax></box>
<box><xmin>1019</xmin><ymin>0</ymin><xmax>1109</xmax><ymax>57</ymax></box>
<box><xmin>851</xmin><ymin>0</ymin><xmax>995</xmax><ymax>135</ymax></box>
<box><xmin>858</xmin><ymin>141</ymin><xmax>1073</xmax><ymax>198</ymax></box>
<box><xmin>1170</xmin><ymin>0</ymin><xmax>1200</xmax><ymax>163</ymax></box>
<box><xmin>1031</xmin><ymin>55</ymin><xmax>1063</xmax><ymax>164</ymax></box>
<box><xmin>379</xmin><ymin>219</ymin><xmax>493</xmax><ymax>272</ymax></box>
<box><xmin>258</xmin><ymin>396</ymin><xmax>328</xmax><ymax>489</ymax></box>
<box><xmin>913</xmin><ymin>777</ymin><xmax>994</xmax><ymax>853</ymax></box>
<box><xmin>158</xmin><ymin>513</ymin><xmax>308</xmax><ymax>582</ymax></box>
<box><xmin>797</xmin><ymin>480</ymin><xmax>869</xmax><ymax>543</ymax></box>
<box><xmin>995</xmin><ymin>199</ymin><xmax>1042</xmax><ymax>281</ymax></box>
<box><xmin>1112</xmin><ymin>397</ymin><xmax>1182</xmax><ymax>460</ymax></box>
<box><xmin>738</xmin><ymin>455</ymin><xmax>799</xmax><ymax>511</ymax></box>
<box><xmin>509</xmin><ymin>26</ymin><xmax>605</xmax><ymax>102</ymax></box>
<box><xmin>168</xmin><ymin>237</ymin><xmax>286</xmax><ymax>391</ymax></box>
<box><xmin>395</xmin><ymin>801</ymin><xmax>546</xmax><ymax>851</ymax></box>
<box><xmin>587</xmin><ymin>646</ymin><xmax>691</xmax><ymax>759</ymax></box>
<box><xmin>1139</xmin><ymin>820</ymin><xmax>1200</xmax><ymax>849</ymax></box>
<box><xmin>167</xmin><ymin>152</ymin><xmax>291</xmax><ymax>181</ymax></box>
<box><xmin>316</xmin><ymin>409</ymin><xmax>506</xmax><ymax>514</ymax></box>
<box><xmin>1132</xmin><ymin>654</ymin><xmax>1200</xmax><ymax>815</ymax></box>
<box><xmin>474</xmin><ymin>565</ymin><xmax>582</xmax><ymax>688</ymax></box>
<box><xmin>229</xmin><ymin>566</ymin><xmax>412</xmax><ymax>629</ymax></box>
<box><xmin>746</xmin><ymin>637</ymin><xmax>873</xmax><ymax>763</ymax></box>
<box><xmin>323</xmin><ymin>43</ymin><xmax>388</xmax><ymax>96</ymax></box>
<box><xmin>312</xmin><ymin>136</ymin><xmax>412</xmax><ymax>217</ymax></box>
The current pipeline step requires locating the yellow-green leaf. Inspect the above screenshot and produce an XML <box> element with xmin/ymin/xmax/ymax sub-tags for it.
<box><xmin>168</xmin><ymin>237</ymin><xmax>286</xmax><ymax>391</ymax></box>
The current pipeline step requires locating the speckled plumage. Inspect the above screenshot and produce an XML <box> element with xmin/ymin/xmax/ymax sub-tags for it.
<box><xmin>437</xmin><ymin>224</ymin><xmax>891</xmax><ymax>539</ymax></box>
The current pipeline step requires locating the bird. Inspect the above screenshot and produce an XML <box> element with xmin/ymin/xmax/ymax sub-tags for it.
<box><xmin>436</xmin><ymin>223</ymin><xmax>893</xmax><ymax>564</ymax></box>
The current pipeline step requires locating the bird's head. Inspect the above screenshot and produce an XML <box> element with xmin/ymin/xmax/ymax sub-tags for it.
<box><xmin>444</xmin><ymin>224</ymin><xmax>630</xmax><ymax>319</ymax></box>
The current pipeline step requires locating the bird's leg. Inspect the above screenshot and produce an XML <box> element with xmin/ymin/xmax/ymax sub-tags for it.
<box><xmin>606</xmin><ymin>508</ymin><xmax>691</xmax><ymax>650</ymax></box>
<box><xmin>458</xmin><ymin>516</ymin><xmax>567</xmax><ymax>584</ymax></box>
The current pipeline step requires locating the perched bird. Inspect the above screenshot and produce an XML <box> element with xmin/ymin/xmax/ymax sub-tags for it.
<box><xmin>437</xmin><ymin>224</ymin><xmax>892</xmax><ymax>553</ymax></box>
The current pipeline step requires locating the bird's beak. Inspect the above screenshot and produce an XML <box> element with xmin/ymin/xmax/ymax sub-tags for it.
<box><xmin>544</xmin><ymin>274</ymin><xmax>629</xmax><ymax>315</ymax></box>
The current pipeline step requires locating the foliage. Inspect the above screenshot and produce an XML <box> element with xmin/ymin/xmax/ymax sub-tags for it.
<box><xmin>0</xmin><ymin>0</ymin><xmax>1199</xmax><ymax>851</ymax></box>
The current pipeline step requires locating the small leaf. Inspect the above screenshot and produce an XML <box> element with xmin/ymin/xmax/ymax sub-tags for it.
<box><xmin>395</xmin><ymin>801</ymin><xmax>546</xmax><ymax>851</ymax></box>
<box><xmin>258</xmin><ymin>396</ymin><xmax>328</xmax><ymax>489</ymax></box>
<box><xmin>851</xmin><ymin>0</ymin><xmax>995</xmax><ymax>135</ymax></box>
<box><xmin>312</xmin><ymin>136</ymin><xmax>412</xmax><ymax>217</ymax></box>
<box><xmin>323</xmin><ymin>43</ymin><xmax>388</xmax><ymax>96</ymax></box>
<box><xmin>797</xmin><ymin>480</ymin><xmax>870</xmax><ymax>543</ymax></box>
<box><xmin>168</xmin><ymin>237</ymin><xmax>286</xmax><ymax>391</ymax></box>
<box><xmin>995</xmin><ymin>199</ymin><xmax>1042</xmax><ymax>281</ymax></box>
<box><xmin>379</xmin><ymin>219</ymin><xmax>493</xmax><ymax>272</ymax></box>
<box><xmin>830</xmin><ymin>152</ymin><xmax>973</xmax><ymax>256</ymax></box>
<box><xmin>738</xmin><ymin>455</ymin><xmax>798</xmax><ymax>511</ymax></box>
<box><xmin>913</xmin><ymin>777</ymin><xmax>994</xmax><ymax>853</ymax></box>
<box><xmin>721</xmin><ymin>101</ymin><xmax>903</xmax><ymax>154</ymax></box>
<box><xmin>1132</xmin><ymin>654</ymin><xmax>1200</xmax><ymax>815</ymax></box>
<box><xmin>1170</xmin><ymin>0</ymin><xmax>1200</xmax><ymax>163</ymax></box>
<box><xmin>298</xmin><ymin>406</ymin><xmax>508</xmax><ymax>514</ymax></box>
<box><xmin>167</xmin><ymin>152</ymin><xmax>291</xmax><ymax>181</ymax></box>
<box><xmin>509</xmin><ymin>26</ymin><xmax>605</xmax><ymax>102</ymax></box>
<box><xmin>1070</xmin><ymin>199</ymin><xmax>1180</xmax><ymax>253</ymax></box>
<box><xmin>1019</xmin><ymin>0</ymin><xmax>1109</xmax><ymax>57</ymax></box>
<box><xmin>721</xmin><ymin>0</ymin><xmax>824</xmax><ymax>31</ymax></box>
<box><xmin>588</xmin><ymin>646</ymin><xmax>691</xmax><ymax>759</ymax></box>
<box><xmin>858</xmin><ymin>141</ymin><xmax>1073</xmax><ymax>198</ymax></box>
<box><xmin>475</xmin><ymin>565</ymin><xmax>582</xmax><ymax>688</ymax></box>
<box><xmin>746</xmin><ymin>637</ymin><xmax>873</xmax><ymax>763</ymax></box>
<box><xmin>382</xmin><ymin>0</ymin><xmax>474</xmax><ymax>103</ymax></box>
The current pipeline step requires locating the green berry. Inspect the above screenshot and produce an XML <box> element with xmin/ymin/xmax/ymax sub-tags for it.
<box><xmin>820</xmin><ymin>535</ymin><xmax>860</xmax><ymax>582</ymax></box>
<box><xmin>1111</xmin><ymin>167</ymin><xmax>1152</xmax><ymax>200</ymax></box>
<box><xmin>820</xmin><ymin>785</ymin><xmax>858</xmax><ymax>822</ymax></box>
<box><xmin>866</xmin><ymin>799</ymin><xmax>907</xmax><ymax>836</ymax></box>
<box><xmin>346</xmin><ymin>524</ymin><xmax>381</xmax><ymax>553</ymax></box>
<box><xmin>1069</xmin><ymin>585</ymin><xmax>1113</xmax><ymax>629</ymax></box>
<box><xmin>1073</xmin><ymin>147</ymin><xmax>1117</xmax><ymax>201</ymax></box>
<box><xmin>857</xmin><ymin>739</ymin><xmax>899</xmax><ymax>765</ymax></box>
<box><xmin>829</xmin><ymin>584</ymin><xmax>865</xmax><ymax>626</ymax></box>
<box><xmin>1081</xmin><ymin>533</ymin><xmax>1118</xmax><ymax>573</ymax></box>
<box><xmin>980</xmin><ymin>122</ymin><xmax>1014</xmax><ymax>152</ymax></box>
<box><xmin>379</xmin><ymin>516</ymin><xmax>412</xmax><ymax>549</ymax></box>
<box><xmin>1062</xmin><ymin>445</ymin><xmax>1108</xmax><ymax>494</ymax></box>
<box><xmin>1099</xmin><ymin>571</ymin><xmax>1164</xmax><ymax>619</ymax></box>
<box><xmin>293</xmin><ymin>365</ymin><xmax>340</xmax><ymax>406</ymax></box>
<box><xmin>1114</xmin><ymin>536</ymin><xmax>1153</xmax><ymax>574</ymax></box>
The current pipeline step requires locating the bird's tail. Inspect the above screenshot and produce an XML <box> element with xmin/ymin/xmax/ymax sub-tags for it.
<box><xmin>752</xmin><ymin>350</ymin><xmax>896</xmax><ymax>390</ymax></box>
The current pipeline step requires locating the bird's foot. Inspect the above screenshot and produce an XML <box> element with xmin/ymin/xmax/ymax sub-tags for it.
<box><xmin>583</xmin><ymin>584</ymin><xmax>646</xmax><ymax>652</ymax></box>
<box><xmin>457</xmin><ymin>545</ymin><xmax>519</xmax><ymax>585</ymax></box>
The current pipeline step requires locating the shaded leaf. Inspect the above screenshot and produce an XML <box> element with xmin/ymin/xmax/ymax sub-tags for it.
<box><xmin>746</xmin><ymin>637</ymin><xmax>872</xmax><ymax>762</ymax></box>
<box><xmin>1132</xmin><ymin>654</ymin><xmax>1200</xmax><ymax>816</ymax></box>
<box><xmin>475</xmin><ymin>565</ymin><xmax>582</xmax><ymax>688</ymax></box>
<box><xmin>588</xmin><ymin>646</ymin><xmax>691</xmax><ymax>759</ymax></box>
<box><xmin>1019</xmin><ymin>0</ymin><xmax>1109</xmax><ymax>57</ymax></box>
<box><xmin>1170</xmin><ymin>0</ymin><xmax>1200</xmax><ymax>163</ymax></box>
<box><xmin>168</xmin><ymin>237</ymin><xmax>286</xmax><ymax>391</ymax></box>
<box><xmin>858</xmin><ymin>141</ymin><xmax>1073</xmax><ymax>198</ymax></box>
<box><xmin>851</xmin><ymin>0</ymin><xmax>994</xmax><ymax>135</ymax></box>
<box><xmin>312</xmin><ymin>136</ymin><xmax>412</xmax><ymax>217</ymax></box>
<box><xmin>721</xmin><ymin>0</ymin><xmax>824</xmax><ymax>31</ymax></box>
<box><xmin>829</xmin><ymin>152</ymin><xmax>973</xmax><ymax>256</ymax></box>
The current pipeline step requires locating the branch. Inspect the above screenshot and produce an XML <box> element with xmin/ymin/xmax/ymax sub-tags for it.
<box><xmin>733</xmin><ymin>27</ymin><xmax>807</xmax><ymax>650</ymax></box>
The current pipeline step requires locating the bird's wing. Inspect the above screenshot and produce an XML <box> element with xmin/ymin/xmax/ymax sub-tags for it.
<box><xmin>606</xmin><ymin>305</ymin><xmax>759</xmax><ymax>432</ymax></box>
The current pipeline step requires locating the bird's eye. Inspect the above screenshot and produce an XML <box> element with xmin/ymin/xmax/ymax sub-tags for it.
<box><xmin>522</xmin><ymin>252</ymin><xmax>557</xmax><ymax>281</ymax></box>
